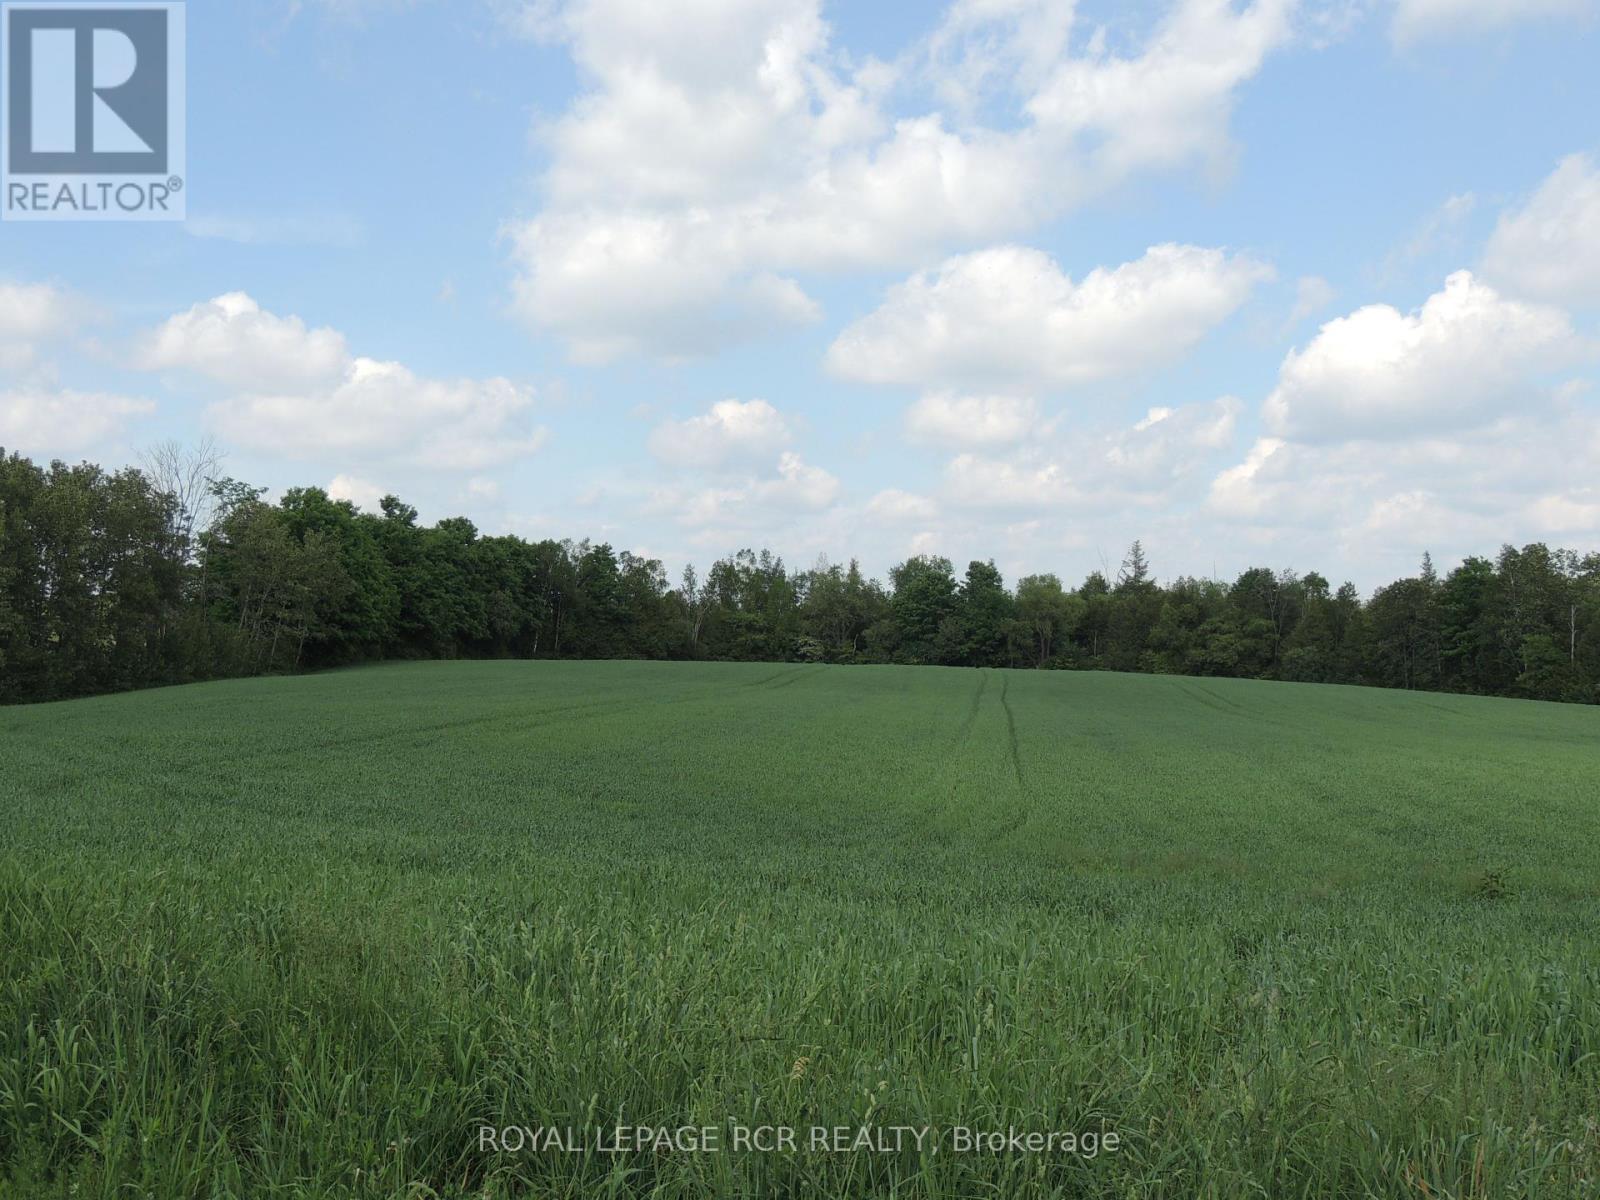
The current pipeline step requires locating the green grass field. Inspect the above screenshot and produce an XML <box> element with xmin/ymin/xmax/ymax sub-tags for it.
<box><xmin>2</xmin><ymin>662</ymin><xmax>1599</xmax><ymax>1198</ymax></box>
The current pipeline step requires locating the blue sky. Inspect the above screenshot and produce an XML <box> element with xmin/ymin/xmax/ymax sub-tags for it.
<box><xmin>3</xmin><ymin>0</ymin><xmax>1599</xmax><ymax>590</ymax></box>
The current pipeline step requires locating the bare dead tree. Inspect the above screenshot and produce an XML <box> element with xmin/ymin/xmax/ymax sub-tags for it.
<box><xmin>142</xmin><ymin>437</ymin><xmax>224</xmax><ymax>557</ymax></box>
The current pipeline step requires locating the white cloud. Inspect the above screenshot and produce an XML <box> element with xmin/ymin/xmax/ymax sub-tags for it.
<box><xmin>1024</xmin><ymin>0</ymin><xmax>1293</xmax><ymax>181</ymax></box>
<box><xmin>905</xmin><ymin>392</ymin><xmax>1040</xmax><ymax>447</ymax></box>
<box><xmin>0</xmin><ymin>282</ymin><xmax>146</xmax><ymax>454</ymax></box>
<box><xmin>1210</xmin><ymin>268</ymin><xmax>1600</xmax><ymax>567</ymax></box>
<box><xmin>327</xmin><ymin>474</ymin><xmax>387</xmax><ymax>510</ymax></box>
<box><xmin>945</xmin><ymin>451</ymin><xmax>1079</xmax><ymax>510</ymax></box>
<box><xmin>0</xmin><ymin>281</ymin><xmax>78</xmax><ymax>345</ymax></box>
<box><xmin>1483</xmin><ymin>153</ymin><xmax>1600</xmax><ymax>307</ymax></box>
<box><xmin>918</xmin><ymin>0</ymin><xmax>1077</xmax><ymax>114</ymax></box>
<box><xmin>507</xmin><ymin>212</ymin><xmax>825</xmax><ymax>362</ymax></box>
<box><xmin>1208</xmin><ymin>407</ymin><xmax>1600</xmax><ymax>554</ymax></box>
<box><xmin>646</xmin><ymin>449</ymin><xmax>842</xmax><ymax>534</ymax></box>
<box><xmin>1207</xmin><ymin>436</ymin><xmax>1289</xmax><ymax>520</ymax></box>
<box><xmin>828</xmin><ymin>244</ymin><xmax>1271</xmax><ymax>393</ymax></box>
<box><xmin>508</xmin><ymin>0</ymin><xmax>1293</xmax><ymax>360</ymax></box>
<box><xmin>138</xmin><ymin>292</ymin><xmax>349</xmax><ymax>392</ymax></box>
<box><xmin>1524</xmin><ymin>492</ymin><xmax>1600</xmax><ymax>534</ymax></box>
<box><xmin>1392</xmin><ymin>0</ymin><xmax>1593</xmax><ymax>43</ymax></box>
<box><xmin>136</xmin><ymin>294</ymin><xmax>549</xmax><ymax>472</ymax></box>
<box><xmin>1105</xmin><ymin>397</ymin><xmax>1241</xmax><ymax>483</ymax></box>
<box><xmin>754</xmin><ymin>450</ymin><xmax>841</xmax><ymax>509</ymax></box>
<box><xmin>0</xmin><ymin>385</ymin><xmax>153</xmax><ymax>454</ymax></box>
<box><xmin>1288</xmin><ymin>275</ymin><xmax>1337</xmax><ymax>324</ymax></box>
<box><xmin>648</xmin><ymin>398</ymin><xmax>792</xmax><ymax>468</ymax></box>
<box><xmin>942</xmin><ymin>396</ymin><xmax>1242</xmax><ymax>513</ymax></box>
<box><xmin>0</xmin><ymin>281</ymin><xmax>81</xmax><ymax>374</ymax></box>
<box><xmin>1263</xmin><ymin>271</ymin><xmax>1586</xmax><ymax>442</ymax></box>
<box><xmin>210</xmin><ymin>358</ymin><xmax>547</xmax><ymax>471</ymax></box>
<box><xmin>865</xmin><ymin>488</ymin><xmax>939</xmax><ymax>522</ymax></box>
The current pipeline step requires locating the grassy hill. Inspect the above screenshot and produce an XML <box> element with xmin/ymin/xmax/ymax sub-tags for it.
<box><xmin>2</xmin><ymin>662</ymin><xmax>1598</xmax><ymax>1197</ymax></box>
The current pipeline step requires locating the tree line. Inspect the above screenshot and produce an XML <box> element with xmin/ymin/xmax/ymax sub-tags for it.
<box><xmin>3</xmin><ymin>446</ymin><xmax>1597</xmax><ymax>706</ymax></box>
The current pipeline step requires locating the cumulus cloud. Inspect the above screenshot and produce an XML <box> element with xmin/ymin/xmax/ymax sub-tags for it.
<box><xmin>210</xmin><ymin>358</ymin><xmax>547</xmax><ymax>471</ymax></box>
<box><xmin>508</xmin><ymin>0</ymin><xmax>1293</xmax><ymax>360</ymax></box>
<box><xmin>1263</xmin><ymin>271</ymin><xmax>1586</xmax><ymax>442</ymax></box>
<box><xmin>327</xmin><ymin>474</ymin><xmax>388</xmax><ymax>510</ymax></box>
<box><xmin>637</xmin><ymin>397</ymin><xmax>837</xmax><ymax>545</ymax></box>
<box><xmin>755</xmin><ymin>450</ymin><xmax>841</xmax><ymax>509</ymax></box>
<box><xmin>647</xmin><ymin>449</ymin><xmax>842</xmax><ymax>534</ymax></box>
<box><xmin>1208</xmin><ymin>408</ymin><xmax>1600</xmax><ymax>555</ymax></box>
<box><xmin>137</xmin><ymin>292</ymin><xmax>349</xmax><ymax>392</ymax></box>
<box><xmin>1105</xmin><ymin>399</ymin><xmax>1241</xmax><ymax>482</ymax></box>
<box><xmin>1210</xmin><ymin>269</ymin><xmax>1600</xmax><ymax>566</ymax></box>
<box><xmin>1024</xmin><ymin>0</ymin><xmax>1292</xmax><ymax>180</ymax></box>
<box><xmin>1207</xmin><ymin>436</ymin><xmax>1289</xmax><ymax>521</ymax></box>
<box><xmin>1483</xmin><ymin>153</ymin><xmax>1600</xmax><ymax>307</ymax></box>
<box><xmin>945</xmin><ymin>451</ymin><xmax>1081</xmax><ymax>511</ymax></box>
<box><xmin>1525</xmin><ymin>491</ymin><xmax>1600</xmax><ymax>533</ymax></box>
<box><xmin>0</xmin><ymin>281</ymin><xmax>78</xmax><ymax>344</ymax></box>
<box><xmin>0</xmin><ymin>385</ymin><xmax>153</xmax><ymax>454</ymax></box>
<box><xmin>1392</xmin><ymin>0</ymin><xmax>1593</xmax><ymax>43</ymax></box>
<box><xmin>865</xmin><ymin>488</ymin><xmax>939</xmax><ymax>522</ymax></box>
<box><xmin>942</xmin><ymin>396</ymin><xmax>1243</xmax><ymax>513</ymax></box>
<box><xmin>0</xmin><ymin>281</ymin><xmax>82</xmax><ymax>374</ymax></box>
<box><xmin>648</xmin><ymin>398</ymin><xmax>792</xmax><ymax>468</ymax></box>
<box><xmin>905</xmin><ymin>393</ymin><xmax>1041</xmax><ymax>447</ymax></box>
<box><xmin>828</xmin><ymin>244</ymin><xmax>1271</xmax><ymax>393</ymax></box>
<box><xmin>135</xmin><ymin>293</ymin><xmax>548</xmax><ymax>471</ymax></box>
<box><xmin>0</xmin><ymin>281</ymin><xmax>149</xmax><ymax>453</ymax></box>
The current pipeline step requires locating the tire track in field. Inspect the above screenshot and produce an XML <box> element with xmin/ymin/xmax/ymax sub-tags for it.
<box><xmin>146</xmin><ymin>671</ymin><xmax>766</xmax><ymax>773</ymax></box>
<box><xmin>1413</xmin><ymin>697</ymin><xmax>1487</xmax><ymax>721</ymax></box>
<box><xmin>278</xmin><ymin>677</ymin><xmax>739</xmax><ymax>759</ymax></box>
<box><xmin>999</xmin><ymin>673</ymin><xmax>1024</xmax><ymax>788</ymax></box>
<box><xmin>762</xmin><ymin>664</ymin><xmax>827</xmax><ymax>691</ymax></box>
<box><xmin>960</xmin><ymin>669</ymin><xmax>989</xmax><ymax>741</ymax></box>
<box><xmin>744</xmin><ymin>664</ymin><xmax>821</xmax><ymax>689</ymax></box>
<box><xmin>976</xmin><ymin>672</ymin><xmax>1029</xmax><ymax>846</ymax></box>
<box><xmin>1178</xmin><ymin>679</ymin><xmax>1244</xmax><ymax>717</ymax></box>
<box><xmin>944</xmin><ymin>670</ymin><xmax>990</xmax><ymax>803</ymax></box>
<box><xmin>289</xmin><ymin>694</ymin><xmax>652</xmax><ymax>755</ymax></box>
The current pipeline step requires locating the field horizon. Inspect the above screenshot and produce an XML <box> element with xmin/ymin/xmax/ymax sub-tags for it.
<box><xmin>4</xmin><ymin>660</ymin><xmax>1599</xmax><ymax>1197</ymax></box>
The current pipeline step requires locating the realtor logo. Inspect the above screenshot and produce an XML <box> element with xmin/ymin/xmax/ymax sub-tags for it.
<box><xmin>2</xmin><ymin>2</ymin><xmax>185</xmax><ymax>220</ymax></box>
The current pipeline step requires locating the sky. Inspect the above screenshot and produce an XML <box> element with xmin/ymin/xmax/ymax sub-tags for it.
<box><xmin>2</xmin><ymin>0</ymin><xmax>1599</xmax><ymax>592</ymax></box>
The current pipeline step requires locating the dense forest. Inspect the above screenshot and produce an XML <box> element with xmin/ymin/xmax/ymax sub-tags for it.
<box><xmin>2</xmin><ymin>446</ymin><xmax>1598</xmax><ymax>706</ymax></box>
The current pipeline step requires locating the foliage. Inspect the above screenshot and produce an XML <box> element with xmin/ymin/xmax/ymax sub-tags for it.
<box><xmin>3</xmin><ymin>448</ymin><xmax>1599</xmax><ymax>706</ymax></box>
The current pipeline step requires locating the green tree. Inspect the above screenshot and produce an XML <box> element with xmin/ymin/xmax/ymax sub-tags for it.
<box><xmin>1015</xmin><ymin>574</ymin><xmax>1079</xmax><ymax>667</ymax></box>
<box><xmin>957</xmin><ymin>560</ymin><xmax>1013</xmax><ymax>667</ymax></box>
<box><xmin>1107</xmin><ymin>542</ymin><xmax>1162</xmax><ymax>671</ymax></box>
<box><xmin>4</xmin><ymin>446</ymin><xmax>1600</xmax><ymax>708</ymax></box>
<box><xmin>888</xmin><ymin>556</ymin><xmax>958</xmax><ymax>665</ymax></box>
<box><xmin>1281</xmin><ymin>572</ymin><xmax>1337</xmax><ymax>682</ymax></box>
<box><xmin>1075</xmin><ymin>571</ymin><xmax>1112</xmax><ymax>663</ymax></box>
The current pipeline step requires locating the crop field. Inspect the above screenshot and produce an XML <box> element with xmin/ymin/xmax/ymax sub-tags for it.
<box><xmin>2</xmin><ymin>661</ymin><xmax>1599</xmax><ymax>1198</ymax></box>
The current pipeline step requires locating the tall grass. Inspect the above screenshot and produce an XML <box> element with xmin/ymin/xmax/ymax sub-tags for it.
<box><xmin>2</xmin><ymin>662</ymin><xmax>1598</xmax><ymax>1197</ymax></box>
